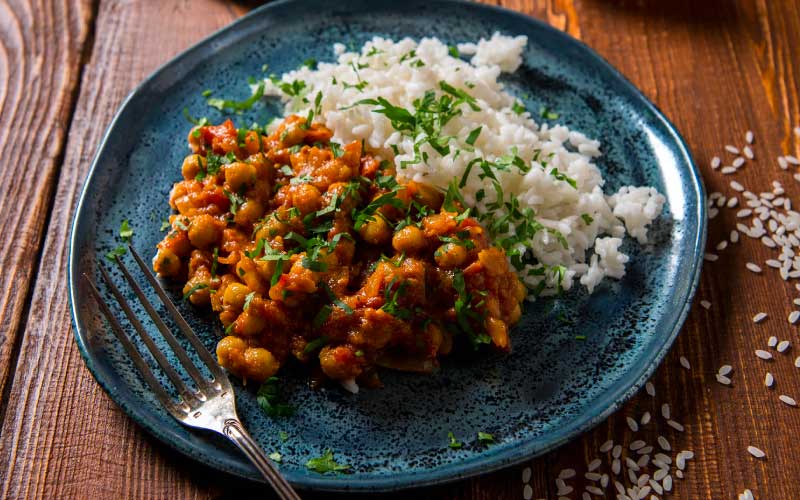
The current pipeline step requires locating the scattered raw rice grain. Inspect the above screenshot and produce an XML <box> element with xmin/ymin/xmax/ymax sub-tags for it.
<box><xmin>637</xmin><ymin>474</ymin><xmax>649</xmax><ymax>487</ymax></box>
<box><xmin>795</xmin><ymin>126</ymin><xmax>800</xmax><ymax>137</ymax></box>
<box><xmin>786</xmin><ymin>155</ymin><xmax>800</xmax><ymax>165</ymax></box>
<box><xmin>675</xmin><ymin>469</ymin><xmax>684</xmax><ymax>479</ymax></box>
<box><xmin>615</xmin><ymin>481</ymin><xmax>626</xmax><ymax>495</ymax></box>
<box><xmin>730</xmin><ymin>180</ymin><xmax>745</xmax><ymax>191</ymax></box>
<box><xmin>679</xmin><ymin>356</ymin><xmax>691</xmax><ymax>369</ymax></box>
<box><xmin>747</xmin><ymin>446</ymin><xmax>765</xmax><ymax>458</ymax></box>
<box><xmin>768</xmin><ymin>336</ymin><xmax>778</xmax><ymax>347</ymax></box>
<box><xmin>700</xmin><ymin>300</ymin><xmax>711</xmax><ymax>309</ymax></box>
<box><xmin>681</xmin><ymin>450</ymin><xmax>694</xmax><ymax>460</ymax></box>
<box><xmin>612</xmin><ymin>444</ymin><xmax>622</xmax><ymax>458</ymax></box>
<box><xmin>645</xmin><ymin>382</ymin><xmax>655</xmax><ymax>397</ymax></box>
<box><xmin>795</xmin><ymin>356</ymin><xmax>800</xmax><ymax>368</ymax></box>
<box><xmin>676</xmin><ymin>454</ymin><xmax>686</xmax><ymax>471</ymax></box>
<box><xmin>777</xmin><ymin>340</ymin><xmax>791</xmax><ymax>352</ymax></box>
<box><xmin>725</xmin><ymin>145</ymin><xmax>740</xmax><ymax>154</ymax></box>
<box><xmin>667</xmin><ymin>420</ymin><xmax>684</xmax><ymax>432</ymax></box>
<box><xmin>718</xmin><ymin>364</ymin><xmax>732</xmax><ymax>376</ymax></box>
<box><xmin>780</xmin><ymin>157</ymin><xmax>790</xmax><ymax>170</ymax></box>
<box><xmin>744</xmin><ymin>146</ymin><xmax>754</xmax><ymax>159</ymax></box>
<box><xmin>755</xmin><ymin>349</ymin><xmax>773</xmax><ymax>360</ymax></box>
<box><xmin>766</xmin><ymin>259</ymin><xmax>782</xmax><ymax>268</ymax></box>
<box><xmin>522</xmin><ymin>467</ymin><xmax>532</xmax><ymax>483</ymax></box>
<box><xmin>746</xmin><ymin>262</ymin><xmax>762</xmax><ymax>273</ymax></box>
<box><xmin>523</xmin><ymin>484</ymin><xmax>533</xmax><ymax>500</ymax></box>
<box><xmin>716</xmin><ymin>374</ymin><xmax>732</xmax><ymax>385</ymax></box>
<box><xmin>727</xmin><ymin>197</ymin><xmax>739</xmax><ymax>208</ymax></box>
<box><xmin>637</xmin><ymin>446</ymin><xmax>653</xmax><ymax>455</ymax></box>
<box><xmin>640</xmin><ymin>411</ymin><xmax>651</xmax><ymax>425</ymax></box>
<box><xmin>715</xmin><ymin>240</ymin><xmax>728</xmax><ymax>251</ymax></box>
<box><xmin>740</xmin><ymin>489</ymin><xmax>755</xmax><ymax>500</ymax></box>
<box><xmin>710</xmin><ymin>156</ymin><xmax>721</xmax><ymax>168</ymax></box>
<box><xmin>654</xmin><ymin>452</ymin><xmax>671</xmax><ymax>464</ymax></box>
<box><xmin>779</xmin><ymin>394</ymin><xmax>797</xmax><ymax>406</ymax></box>
<box><xmin>627</xmin><ymin>468</ymin><xmax>637</xmax><ymax>485</ymax></box>
<box><xmin>736</xmin><ymin>209</ymin><xmax>752</xmax><ymax>218</ymax></box>
<box><xmin>600</xmin><ymin>439</ymin><xmax>614</xmax><ymax>453</ymax></box>
<box><xmin>663</xmin><ymin>475</ymin><xmax>673</xmax><ymax>491</ymax></box>
<box><xmin>649</xmin><ymin>480</ymin><xmax>664</xmax><ymax>495</ymax></box>
<box><xmin>789</xmin><ymin>311</ymin><xmax>800</xmax><ymax>324</ymax></box>
<box><xmin>630</xmin><ymin>440</ymin><xmax>646</xmax><ymax>451</ymax></box>
<box><xmin>559</xmin><ymin>468</ymin><xmax>576</xmax><ymax>479</ymax></box>
<box><xmin>721</xmin><ymin>166</ymin><xmax>737</xmax><ymax>174</ymax></box>
<box><xmin>746</xmin><ymin>130</ymin><xmax>754</xmax><ymax>143</ymax></box>
<box><xmin>626</xmin><ymin>416</ymin><xmax>639</xmax><ymax>432</ymax></box>
<box><xmin>704</xmin><ymin>253</ymin><xmax>719</xmax><ymax>262</ymax></box>
<box><xmin>585</xmin><ymin>471</ymin><xmax>601</xmax><ymax>481</ymax></box>
<box><xmin>761</xmin><ymin>236</ymin><xmax>777</xmax><ymax>248</ymax></box>
<box><xmin>600</xmin><ymin>474</ymin><xmax>608</xmax><ymax>488</ymax></box>
<box><xmin>733</xmin><ymin>157</ymin><xmax>746</xmax><ymax>168</ymax></box>
<box><xmin>661</xmin><ymin>403</ymin><xmax>670</xmax><ymax>419</ymax></box>
<box><xmin>612</xmin><ymin>458</ymin><xmax>621</xmax><ymax>475</ymax></box>
<box><xmin>709</xmin><ymin>207</ymin><xmax>719</xmax><ymax>218</ymax></box>
<box><xmin>582</xmin><ymin>492</ymin><xmax>590</xmax><ymax>500</ymax></box>
<box><xmin>586</xmin><ymin>485</ymin><xmax>604</xmax><ymax>495</ymax></box>
<box><xmin>765</xmin><ymin>372</ymin><xmax>774</xmax><ymax>387</ymax></box>
<box><xmin>587</xmin><ymin>458</ymin><xmax>602</xmax><ymax>472</ymax></box>
<box><xmin>625</xmin><ymin>457</ymin><xmax>640</xmax><ymax>472</ymax></box>
<box><xmin>636</xmin><ymin>454</ymin><xmax>650</xmax><ymax>468</ymax></box>
<box><xmin>657</xmin><ymin>435</ymin><xmax>671</xmax><ymax>451</ymax></box>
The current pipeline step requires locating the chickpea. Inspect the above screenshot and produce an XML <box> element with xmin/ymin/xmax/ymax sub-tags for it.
<box><xmin>318</xmin><ymin>345</ymin><xmax>362</xmax><ymax>381</ymax></box>
<box><xmin>508</xmin><ymin>302</ymin><xmax>522</xmax><ymax>324</ymax></box>
<box><xmin>234</xmin><ymin>199</ymin><xmax>265</xmax><ymax>226</ymax></box>
<box><xmin>236</xmin><ymin>309</ymin><xmax>266</xmax><ymax>337</ymax></box>
<box><xmin>188</xmin><ymin>214</ymin><xmax>221</xmax><ymax>249</ymax></box>
<box><xmin>153</xmin><ymin>248</ymin><xmax>180</xmax><ymax>277</ymax></box>
<box><xmin>280</xmin><ymin>120</ymin><xmax>305</xmax><ymax>147</ymax></box>
<box><xmin>290</xmin><ymin>183</ymin><xmax>322</xmax><ymax>215</ymax></box>
<box><xmin>392</xmin><ymin>225</ymin><xmax>426</xmax><ymax>253</ymax></box>
<box><xmin>486</xmin><ymin>317</ymin><xmax>509</xmax><ymax>350</ymax></box>
<box><xmin>181</xmin><ymin>154</ymin><xmax>206</xmax><ymax>180</ymax></box>
<box><xmin>187</xmin><ymin>126</ymin><xmax>204</xmax><ymax>153</ymax></box>
<box><xmin>216</xmin><ymin>335</ymin><xmax>246</xmax><ymax>372</ymax></box>
<box><xmin>236</xmin><ymin>256</ymin><xmax>267</xmax><ymax>294</ymax></box>
<box><xmin>223</xmin><ymin>282</ymin><xmax>251</xmax><ymax>310</ymax></box>
<box><xmin>224</xmin><ymin>161</ymin><xmax>256</xmax><ymax>193</ymax></box>
<box><xmin>434</xmin><ymin>243</ymin><xmax>468</xmax><ymax>268</ymax></box>
<box><xmin>358</xmin><ymin>216</ymin><xmax>391</xmax><ymax>245</ymax></box>
<box><xmin>182</xmin><ymin>278</ymin><xmax>210</xmax><ymax>306</ymax></box>
<box><xmin>410</xmin><ymin>181</ymin><xmax>443</xmax><ymax>210</ymax></box>
<box><xmin>243</xmin><ymin>347</ymin><xmax>280</xmax><ymax>381</ymax></box>
<box><xmin>243</xmin><ymin>131</ymin><xmax>263</xmax><ymax>155</ymax></box>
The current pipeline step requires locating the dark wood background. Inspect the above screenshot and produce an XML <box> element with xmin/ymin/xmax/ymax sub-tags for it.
<box><xmin>1</xmin><ymin>0</ymin><xmax>799</xmax><ymax>498</ymax></box>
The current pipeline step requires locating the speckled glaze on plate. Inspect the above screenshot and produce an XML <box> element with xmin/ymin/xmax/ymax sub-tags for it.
<box><xmin>68</xmin><ymin>0</ymin><xmax>705</xmax><ymax>492</ymax></box>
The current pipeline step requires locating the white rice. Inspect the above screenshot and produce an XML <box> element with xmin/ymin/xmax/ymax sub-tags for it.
<box><xmin>262</xmin><ymin>34</ymin><xmax>665</xmax><ymax>296</ymax></box>
<box><xmin>779</xmin><ymin>394</ymin><xmax>797</xmax><ymax>407</ymax></box>
<box><xmin>747</xmin><ymin>445</ymin><xmax>765</xmax><ymax>458</ymax></box>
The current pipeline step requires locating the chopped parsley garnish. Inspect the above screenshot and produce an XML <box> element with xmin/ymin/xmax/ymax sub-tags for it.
<box><xmin>224</xmin><ymin>189</ymin><xmax>245</xmax><ymax>214</ymax></box>
<box><xmin>365</xmin><ymin>46</ymin><xmax>384</xmax><ymax>57</ymax></box>
<box><xmin>159</xmin><ymin>219</ymin><xmax>170</xmax><ymax>231</ymax></box>
<box><xmin>380</xmin><ymin>276</ymin><xmax>411</xmax><ymax>319</ymax></box>
<box><xmin>269</xmin><ymin>452</ymin><xmax>282</xmax><ymax>463</ymax></box>
<box><xmin>539</xmin><ymin>106</ymin><xmax>560</xmax><ymax>120</ymax></box>
<box><xmin>581</xmin><ymin>213</ymin><xmax>594</xmax><ymax>225</ymax></box>
<box><xmin>320</xmin><ymin>282</ymin><xmax>354</xmax><ymax>315</ymax></box>
<box><xmin>279</xmin><ymin>431</ymin><xmax>289</xmax><ymax>441</ymax></box>
<box><xmin>477</xmin><ymin>432</ymin><xmax>494</xmax><ymax>445</ymax></box>
<box><xmin>182</xmin><ymin>108</ymin><xmax>209</xmax><ymax>127</ymax></box>
<box><xmin>272</xmin><ymin>77</ymin><xmax>307</xmax><ymax>97</ymax></box>
<box><xmin>312</xmin><ymin>304</ymin><xmax>332</xmax><ymax>328</ymax></box>
<box><xmin>351</xmin><ymin>186</ymin><xmax>405</xmax><ymax>230</ymax></box>
<box><xmin>447</xmin><ymin>432</ymin><xmax>462</xmax><ymax>449</ymax></box>
<box><xmin>511</xmin><ymin>100</ymin><xmax>526</xmax><ymax>115</ymax></box>
<box><xmin>342</xmin><ymin>80</ymin><xmax>369</xmax><ymax>92</ymax></box>
<box><xmin>119</xmin><ymin>219</ymin><xmax>133</xmax><ymax>241</ymax></box>
<box><xmin>575</xmin><ymin>334</ymin><xmax>587</xmax><ymax>341</ymax></box>
<box><xmin>549</xmin><ymin>167</ymin><xmax>577</xmax><ymax>189</ymax></box>
<box><xmin>399</xmin><ymin>50</ymin><xmax>417</xmax><ymax>63</ymax></box>
<box><xmin>439</xmin><ymin>232</ymin><xmax>475</xmax><ymax>250</ymax></box>
<box><xmin>465</xmin><ymin>126</ymin><xmax>482</xmax><ymax>146</ymax></box>
<box><xmin>211</xmin><ymin>247</ymin><xmax>219</xmax><ymax>277</ymax></box>
<box><xmin>302</xmin><ymin>58</ymin><xmax>317</xmax><ymax>69</ymax></box>
<box><xmin>243</xmin><ymin>291</ymin><xmax>256</xmax><ymax>311</ymax></box>
<box><xmin>256</xmin><ymin>377</ymin><xmax>295</xmax><ymax>418</ymax></box>
<box><xmin>305</xmin><ymin>449</ymin><xmax>350</xmax><ymax>474</ymax></box>
<box><xmin>207</xmin><ymin>81</ymin><xmax>265</xmax><ymax>112</ymax></box>
<box><xmin>183</xmin><ymin>283</ymin><xmax>208</xmax><ymax>300</ymax></box>
<box><xmin>448</xmin><ymin>45</ymin><xmax>460</xmax><ymax>58</ymax></box>
<box><xmin>303</xmin><ymin>336</ymin><xmax>329</xmax><ymax>354</ymax></box>
<box><xmin>105</xmin><ymin>245</ymin><xmax>126</xmax><ymax>261</ymax></box>
<box><xmin>451</xmin><ymin>270</ymin><xmax>491</xmax><ymax>347</ymax></box>
<box><xmin>329</xmin><ymin>142</ymin><xmax>344</xmax><ymax>158</ymax></box>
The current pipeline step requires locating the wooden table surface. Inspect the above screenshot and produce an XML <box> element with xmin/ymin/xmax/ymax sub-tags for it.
<box><xmin>1</xmin><ymin>0</ymin><xmax>800</xmax><ymax>498</ymax></box>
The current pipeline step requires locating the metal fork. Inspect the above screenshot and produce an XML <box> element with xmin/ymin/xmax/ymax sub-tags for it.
<box><xmin>83</xmin><ymin>245</ymin><xmax>300</xmax><ymax>499</ymax></box>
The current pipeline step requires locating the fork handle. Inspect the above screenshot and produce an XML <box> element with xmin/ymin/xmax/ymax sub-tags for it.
<box><xmin>223</xmin><ymin>419</ymin><xmax>301</xmax><ymax>499</ymax></box>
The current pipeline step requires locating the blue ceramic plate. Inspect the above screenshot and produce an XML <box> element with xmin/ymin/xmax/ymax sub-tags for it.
<box><xmin>69</xmin><ymin>0</ymin><xmax>705</xmax><ymax>492</ymax></box>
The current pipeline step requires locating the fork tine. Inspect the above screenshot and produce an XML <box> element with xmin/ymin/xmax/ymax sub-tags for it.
<box><xmin>97</xmin><ymin>264</ymin><xmax>202</xmax><ymax>407</ymax></box>
<box><xmin>112</xmin><ymin>255</ymin><xmax>217</xmax><ymax>394</ymax></box>
<box><xmin>127</xmin><ymin>245</ymin><xmax>228</xmax><ymax>382</ymax></box>
<box><xmin>84</xmin><ymin>273</ymin><xmax>187</xmax><ymax>418</ymax></box>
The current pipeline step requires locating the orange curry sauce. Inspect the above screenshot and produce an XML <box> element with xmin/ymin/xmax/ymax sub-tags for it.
<box><xmin>153</xmin><ymin>116</ymin><xmax>525</xmax><ymax>387</ymax></box>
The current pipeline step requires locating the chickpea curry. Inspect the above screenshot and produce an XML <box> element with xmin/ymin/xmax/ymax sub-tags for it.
<box><xmin>153</xmin><ymin>115</ymin><xmax>526</xmax><ymax>388</ymax></box>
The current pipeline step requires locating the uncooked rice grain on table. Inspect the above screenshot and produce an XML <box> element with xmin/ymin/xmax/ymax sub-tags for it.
<box><xmin>262</xmin><ymin>34</ymin><xmax>665</xmax><ymax>297</ymax></box>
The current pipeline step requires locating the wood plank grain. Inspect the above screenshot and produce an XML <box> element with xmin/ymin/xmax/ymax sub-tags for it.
<box><xmin>0</xmin><ymin>1</ymin><xmax>246</xmax><ymax>498</ymax></box>
<box><xmin>0</xmin><ymin>0</ymin><xmax>94</xmax><ymax>416</ymax></box>
<box><xmin>3</xmin><ymin>0</ymin><xmax>800</xmax><ymax>499</ymax></box>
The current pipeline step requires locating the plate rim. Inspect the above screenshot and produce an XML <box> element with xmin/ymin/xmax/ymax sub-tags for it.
<box><xmin>68</xmin><ymin>0</ymin><xmax>707</xmax><ymax>491</ymax></box>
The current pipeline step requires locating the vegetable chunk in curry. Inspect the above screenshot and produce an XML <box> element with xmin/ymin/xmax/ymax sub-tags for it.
<box><xmin>154</xmin><ymin>115</ymin><xmax>526</xmax><ymax>387</ymax></box>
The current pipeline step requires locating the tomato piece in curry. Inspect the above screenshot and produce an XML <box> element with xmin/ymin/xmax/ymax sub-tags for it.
<box><xmin>154</xmin><ymin>115</ymin><xmax>526</xmax><ymax>387</ymax></box>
